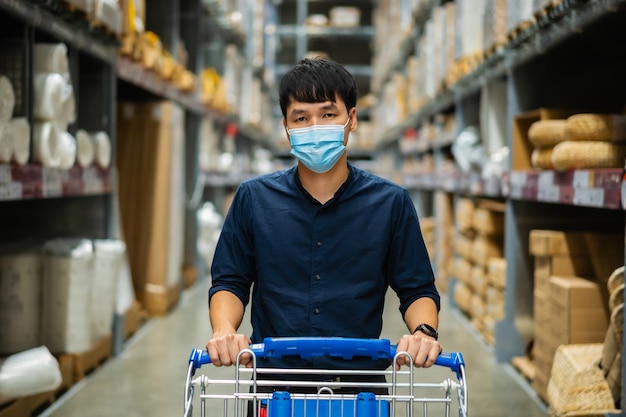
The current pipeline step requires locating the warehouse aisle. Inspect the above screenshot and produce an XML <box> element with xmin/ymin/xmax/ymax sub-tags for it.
<box><xmin>40</xmin><ymin>280</ymin><xmax>548</xmax><ymax>417</ymax></box>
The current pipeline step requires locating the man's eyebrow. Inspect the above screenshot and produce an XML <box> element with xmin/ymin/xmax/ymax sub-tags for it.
<box><xmin>289</xmin><ymin>102</ymin><xmax>338</xmax><ymax>116</ymax></box>
<box><xmin>289</xmin><ymin>108</ymin><xmax>307</xmax><ymax>116</ymax></box>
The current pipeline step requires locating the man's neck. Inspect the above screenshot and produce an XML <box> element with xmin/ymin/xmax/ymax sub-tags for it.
<box><xmin>298</xmin><ymin>159</ymin><xmax>349</xmax><ymax>205</ymax></box>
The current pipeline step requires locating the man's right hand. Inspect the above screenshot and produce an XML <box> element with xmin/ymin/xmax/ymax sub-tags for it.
<box><xmin>206</xmin><ymin>333</ymin><xmax>252</xmax><ymax>367</ymax></box>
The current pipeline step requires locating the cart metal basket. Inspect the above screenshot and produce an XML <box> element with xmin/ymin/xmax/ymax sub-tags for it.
<box><xmin>184</xmin><ymin>337</ymin><xmax>467</xmax><ymax>417</ymax></box>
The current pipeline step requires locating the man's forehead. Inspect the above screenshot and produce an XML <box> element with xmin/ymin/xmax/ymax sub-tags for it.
<box><xmin>287</xmin><ymin>99</ymin><xmax>345</xmax><ymax>114</ymax></box>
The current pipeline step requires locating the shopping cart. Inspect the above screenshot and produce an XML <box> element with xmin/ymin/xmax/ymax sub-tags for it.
<box><xmin>183</xmin><ymin>337</ymin><xmax>467</xmax><ymax>417</ymax></box>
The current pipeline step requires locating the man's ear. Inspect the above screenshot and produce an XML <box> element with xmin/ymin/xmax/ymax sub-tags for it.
<box><xmin>283</xmin><ymin>119</ymin><xmax>291</xmax><ymax>145</ymax></box>
<box><xmin>349</xmin><ymin>107</ymin><xmax>358</xmax><ymax>131</ymax></box>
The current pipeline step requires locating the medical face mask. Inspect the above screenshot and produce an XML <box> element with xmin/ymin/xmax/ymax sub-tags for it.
<box><xmin>287</xmin><ymin>118</ymin><xmax>350</xmax><ymax>173</ymax></box>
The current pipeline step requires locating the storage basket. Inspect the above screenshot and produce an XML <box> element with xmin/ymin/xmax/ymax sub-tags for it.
<box><xmin>607</xmin><ymin>266</ymin><xmax>625</xmax><ymax>296</ymax></box>
<box><xmin>531</xmin><ymin>146</ymin><xmax>554</xmax><ymax>169</ymax></box>
<box><xmin>565</xmin><ymin>114</ymin><xmax>626</xmax><ymax>142</ymax></box>
<box><xmin>548</xmin><ymin>344</ymin><xmax>618</xmax><ymax>417</ymax></box>
<box><xmin>528</xmin><ymin>119</ymin><xmax>567</xmax><ymax>147</ymax></box>
<box><xmin>551</xmin><ymin>141</ymin><xmax>626</xmax><ymax>171</ymax></box>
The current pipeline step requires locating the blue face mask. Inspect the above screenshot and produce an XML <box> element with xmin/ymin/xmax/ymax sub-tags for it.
<box><xmin>288</xmin><ymin>118</ymin><xmax>350</xmax><ymax>173</ymax></box>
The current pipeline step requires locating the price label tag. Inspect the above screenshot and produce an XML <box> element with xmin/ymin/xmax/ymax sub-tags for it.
<box><xmin>509</xmin><ymin>172</ymin><xmax>527</xmax><ymax>187</ymax></box>
<box><xmin>538</xmin><ymin>184</ymin><xmax>560</xmax><ymax>202</ymax></box>
<box><xmin>573</xmin><ymin>188</ymin><xmax>605</xmax><ymax>208</ymax></box>
<box><xmin>84</xmin><ymin>179</ymin><xmax>104</xmax><ymax>194</ymax></box>
<box><xmin>42</xmin><ymin>167</ymin><xmax>62</xmax><ymax>197</ymax></box>
<box><xmin>538</xmin><ymin>171</ymin><xmax>555</xmax><ymax>188</ymax></box>
<box><xmin>9</xmin><ymin>182</ymin><xmax>22</xmax><ymax>199</ymax></box>
<box><xmin>573</xmin><ymin>170</ymin><xmax>592</xmax><ymax>188</ymax></box>
<box><xmin>0</xmin><ymin>164</ymin><xmax>11</xmax><ymax>183</ymax></box>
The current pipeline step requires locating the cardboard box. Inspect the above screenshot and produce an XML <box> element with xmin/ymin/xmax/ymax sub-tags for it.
<box><xmin>454</xmin><ymin>256</ymin><xmax>473</xmax><ymax>286</ymax></box>
<box><xmin>549</xmin><ymin>275</ymin><xmax>606</xmax><ymax>310</ymax></box>
<box><xmin>533</xmin><ymin>290</ymin><xmax>550</xmax><ymax>328</ymax></box>
<box><xmin>454</xmin><ymin>197</ymin><xmax>475</xmax><ymax>233</ymax></box>
<box><xmin>486</xmin><ymin>285</ymin><xmax>505</xmax><ymax>319</ymax></box>
<box><xmin>470</xmin><ymin>264</ymin><xmax>488</xmax><ymax>296</ymax></box>
<box><xmin>487</xmin><ymin>257</ymin><xmax>506</xmax><ymax>289</ymax></box>
<box><xmin>534</xmin><ymin>255</ymin><xmax>595</xmax><ymax>295</ymax></box>
<box><xmin>454</xmin><ymin>232</ymin><xmax>474</xmax><ymax>261</ymax></box>
<box><xmin>471</xmin><ymin>235</ymin><xmax>504</xmax><ymax>266</ymax></box>
<box><xmin>472</xmin><ymin>207</ymin><xmax>504</xmax><ymax>237</ymax></box>
<box><xmin>529</xmin><ymin>230</ymin><xmax>589</xmax><ymax>257</ymax></box>
<box><xmin>512</xmin><ymin>108</ymin><xmax>586</xmax><ymax>171</ymax></box>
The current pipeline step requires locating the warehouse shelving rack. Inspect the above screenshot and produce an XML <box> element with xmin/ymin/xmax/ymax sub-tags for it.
<box><xmin>264</xmin><ymin>0</ymin><xmax>376</xmax><ymax>151</ymax></box>
<box><xmin>0</xmin><ymin>0</ymin><xmax>272</xmax><ymax>362</ymax></box>
<box><xmin>372</xmin><ymin>0</ymin><xmax>626</xmax><ymax>414</ymax></box>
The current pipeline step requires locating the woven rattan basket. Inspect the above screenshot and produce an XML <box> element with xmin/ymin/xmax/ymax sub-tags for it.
<box><xmin>565</xmin><ymin>114</ymin><xmax>626</xmax><ymax>142</ymax></box>
<box><xmin>608</xmin><ymin>266</ymin><xmax>625</xmax><ymax>296</ymax></box>
<box><xmin>552</xmin><ymin>141</ymin><xmax>626</xmax><ymax>171</ymax></box>
<box><xmin>531</xmin><ymin>146</ymin><xmax>555</xmax><ymax>169</ymax></box>
<box><xmin>548</xmin><ymin>344</ymin><xmax>618</xmax><ymax>417</ymax></box>
<box><xmin>529</xmin><ymin>119</ymin><xmax>567</xmax><ymax>147</ymax></box>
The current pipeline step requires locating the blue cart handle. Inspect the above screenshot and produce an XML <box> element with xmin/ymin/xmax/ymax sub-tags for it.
<box><xmin>189</xmin><ymin>337</ymin><xmax>464</xmax><ymax>376</ymax></box>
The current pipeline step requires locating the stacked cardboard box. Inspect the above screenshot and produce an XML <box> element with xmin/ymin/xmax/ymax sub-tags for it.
<box><xmin>452</xmin><ymin>197</ymin><xmax>505</xmax><ymax>345</ymax></box>
<box><xmin>116</xmin><ymin>101</ymin><xmax>185</xmax><ymax>316</ymax></box>
<box><xmin>529</xmin><ymin>229</ymin><xmax>623</xmax><ymax>402</ymax></box>
<box><xmin>434</xmin><ymin>191</ymin><xmax>454</xmax><ymax>293</ymax></box>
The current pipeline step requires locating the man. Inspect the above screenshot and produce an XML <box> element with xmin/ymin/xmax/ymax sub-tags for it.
<box><xmin>206</xmin><ymin>57</ymin><xmax>441</xmax><ymax>377</ymax></box>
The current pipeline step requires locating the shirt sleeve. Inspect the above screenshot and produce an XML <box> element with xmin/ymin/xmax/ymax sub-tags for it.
<box><xmin>387</xmin><ymin>189</ymin><xmax>440</xmax><ymax>316</ymax></box>
<box><xmin>208</xmin><ymin>183</ymin><xmax>256</xmax><ymax>308</ymax></box>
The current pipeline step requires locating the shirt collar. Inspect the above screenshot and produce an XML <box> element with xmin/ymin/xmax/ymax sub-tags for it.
<box><xmin>294</xmin><ymin>163</ymin><xmax>355</xmax><ymax>206</ymax></box>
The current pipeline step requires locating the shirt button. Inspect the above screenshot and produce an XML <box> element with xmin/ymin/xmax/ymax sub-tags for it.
<box><xmin>316</xmin><ymin>241</ymin><xmax>322</xmax><ymax>247</ymax></box>
<box><xmin>314</xmin><ymin>308</ymin><xmax>320</xmax><ymax>314</ymax></box>
<box><xmin>315</xmin><ymin>274</ymin><xmax>321</xmax><ymax>280</ymax></box>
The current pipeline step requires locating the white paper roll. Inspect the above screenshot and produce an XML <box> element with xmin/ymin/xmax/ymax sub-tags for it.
<box><xmin>33</xmin><ymin>72</ymin><xmax>72</xmax><ymax>121</ymax></box>
<box><xmin>76</xmin><ymin>129</ymin><xmax>94</xmax><ymax>168</ymax></box>
<box><xmin>33</xmin><ymin>43</ymin><xmax>69</xmax><ymax>75</ymax></box>
<box><xmin>59</xmin><ymin>131</ymin><xmax>77</xmax><ymax>170</ymax></box>
<box><xmin>0</xmin><ymin>346</ymin><xmax>62</xmax><ymax>403</ymax></box>
<box><xmin>92</xmin><ymin>131</ymin><xmax>111</xmax><ymax>169</ymax></box>
<box><xmin>60</xmin><ymin>84</ymin><xmax>76</xmax><ymax>128</ymax></box>
<box><xmin>0</xmin><ymin>76</ymin><xmax>15</xmax><ymax>122</ymax></box>
<box><xmin>0</xmin><ymin>122</ymin><xmax>10</xmax><ymax>163</ymax></box>
<box><xmin>33</xmin><ymin>122</ymin><xmax>62</xmax><ymax>168</ymax></box>
<box><xmin>7</xmin><ymin>118</ymin><xmax>30</xmax><ymax>165</ymax></box>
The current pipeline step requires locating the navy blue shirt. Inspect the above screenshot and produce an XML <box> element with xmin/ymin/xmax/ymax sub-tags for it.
<box><xmin>209</xmin><ymin>163</ymin><xmax>439</xmax><ymax>369</ymax></box>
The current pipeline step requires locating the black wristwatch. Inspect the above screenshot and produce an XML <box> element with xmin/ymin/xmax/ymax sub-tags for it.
<box><xmin>413</xmin><ymin>323</ymin><xmax>438</xmax><ymax>340</ymax></box>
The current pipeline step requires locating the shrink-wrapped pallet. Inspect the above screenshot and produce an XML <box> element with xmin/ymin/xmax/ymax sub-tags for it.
<box><xmin>0</xmin><ymin>346</ymin><xmax>62</xmax><ymax>404</ymax></box>
<box><xmin>91</xmin><ymin>240</ymin><xmax>126</xmax><ymax>342</ymax></box>
<box><xmin>33</xmin><ymin>73</ymin><xmax>72</xmax><ymax>122</ymax></box>
<box><xmin>6</xmin><ymin>117</ymin><xmax>30</xmax><ymax>165</ymax></box>
<box><xmin>0</xmin><ymin>251</ymin><xmax>42</xmax><ymax>353</ymax></box>
<box><xmin>41</xmin><ymin>239</ymin><xmax>94</xmax><ymax>353</ymax></box>
<box><xmin>0</xmin><ymin>75</ymin><xmax>15</xmax><ymax>122</ymax></box>
<box><xmin>33</xmin><ymin>43</ymin><xmax>70</xmax><ymax>76</ymax></box>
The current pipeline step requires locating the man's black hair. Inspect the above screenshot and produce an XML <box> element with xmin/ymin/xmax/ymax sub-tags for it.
<box><xmin>279</xmin><ymin>57</ymin><xmax>358</xmax><ymax>118</ymax></box>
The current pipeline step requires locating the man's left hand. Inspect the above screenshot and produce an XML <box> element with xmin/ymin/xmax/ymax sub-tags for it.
<box><xmin>394</xmin><ymin>332</ymin><xmax>442</xmax><ymax>370</ymax></box>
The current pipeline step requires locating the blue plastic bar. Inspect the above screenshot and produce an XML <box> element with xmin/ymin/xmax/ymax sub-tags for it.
<box><xmin>189</xmin><ymin>337</ymin><xmax>465</xmax><ymax>377</ymax></box>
